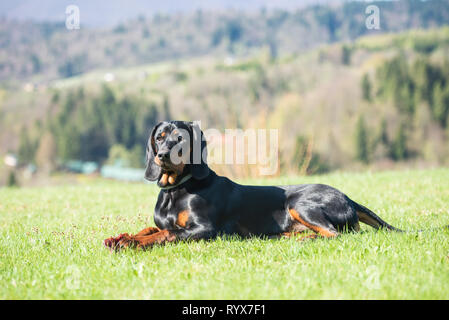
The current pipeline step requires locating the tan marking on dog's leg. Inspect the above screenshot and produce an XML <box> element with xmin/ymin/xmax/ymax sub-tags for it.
<box><xmin>135</xmin><ymin>230</ymin><xmax>177</xmax><ymax>249</ymax></box>
<box><xmin>135</xmin><ymin>227</ymin><xmax>161</xmax><ymax>236</ymax></box>
<box><xmin>299</xmin><ymin>234</ymin><xmax>319</xmax><ymax>241</ymax></box>
<box><xmin>288</xmin><ymin>208</ymin><xmax>338</xmax><ymax>238</ymax></box>
<box><xmin>176</xmin><ymin>210</ymin><xmax>189</xmax><ymax>228</ymax></box>
<box><xmin>281</xmin><ymin>231</ymin><xmax>308</xmax><ymax>238</ymax></box>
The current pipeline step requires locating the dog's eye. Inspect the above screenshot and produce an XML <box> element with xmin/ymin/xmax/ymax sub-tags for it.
<box><xmin>177</xmin><ymin>135</ymin><xmax>183</xmax><ymax>142</ymax></box>
<box><xmin>156</xmin><ymin>131</ymin><xmax>166</xmax><ymax>142</ymax></box>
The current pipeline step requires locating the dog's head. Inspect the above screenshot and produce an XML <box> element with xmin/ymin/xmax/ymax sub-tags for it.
<box><xmin>144</xmin><ymin>121</ymin><xmax>209</xmax><ymax>187</ymax></box>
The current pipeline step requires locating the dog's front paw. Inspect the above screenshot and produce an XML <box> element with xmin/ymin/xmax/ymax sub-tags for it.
<box><xmin>103</xmin><ymin>233</ymin><xmax>132</xmax><ymax>251</ymax></box>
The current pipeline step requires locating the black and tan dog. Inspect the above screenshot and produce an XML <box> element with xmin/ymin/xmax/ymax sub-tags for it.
<box><xmin>104</xmin><ymin>120</ymin><xmax>402</xmax><ymax>250</ymax></box>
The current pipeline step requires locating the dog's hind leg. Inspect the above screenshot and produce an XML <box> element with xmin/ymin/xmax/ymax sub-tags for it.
<box><xmin>288</xmin><ymin>208</ymin><xmax>339</xmax><ymax>239</ymax></box>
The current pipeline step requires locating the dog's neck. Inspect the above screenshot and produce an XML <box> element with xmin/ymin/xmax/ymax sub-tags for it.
<box><xmin>159</xmin><ymin>173</ymin><xmax>193</xmax><ymax>190</ymax></box>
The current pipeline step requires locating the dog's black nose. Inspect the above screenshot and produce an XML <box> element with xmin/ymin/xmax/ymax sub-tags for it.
<box><xmin>157</xmin><ymin>152</ymin><xmax>170</xmax><ymax>161</ymax></box>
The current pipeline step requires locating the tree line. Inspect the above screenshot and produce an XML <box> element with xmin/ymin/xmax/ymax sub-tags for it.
<box><xmin>356</xmin><ymin>55</ymin><xmax>449</xmax><ymax>163</ymax></box>
<box><xmin>17</xmin><ymin>85</ymin><xmax>161</xmax><ymax>169</ymax></box>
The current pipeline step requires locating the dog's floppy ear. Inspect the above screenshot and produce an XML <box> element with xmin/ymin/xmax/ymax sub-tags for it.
<box><xmin>189</xmin><ymin>122</ymin><xmax>209</xmax><ymax>180</ymax></box>
<box><xmin>144</xmin><ymin>122</ymin><xmax>163</xmax><ymax>181</ymax></box>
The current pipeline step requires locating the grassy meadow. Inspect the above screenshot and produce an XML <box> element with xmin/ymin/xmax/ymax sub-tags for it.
<box><xmin>1</xmin><ymin>168</ymin><xmax>449</xmax><ymax>299</ymax></box>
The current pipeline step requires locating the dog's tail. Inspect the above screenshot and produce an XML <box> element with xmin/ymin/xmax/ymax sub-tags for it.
<box><xmin>351</xmin><ymin>200</ymin><xmax>449</xmax><ymax>233</ymax></box>
<box><xmin>351</xmin><ymin>200</ymin><xmax>403</xmax><ymax>232</ymax></box>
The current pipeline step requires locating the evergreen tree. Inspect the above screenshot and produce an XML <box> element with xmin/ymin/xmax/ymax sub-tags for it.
<box><xmin>390</xmin><ymin>122</ymin><xmax>407</xmax><ymax>160</ymax></box>
<box><xmin>355</xmin><ymin>115</ymin><xmax>369</xmax><ymax>163</ymax></box>
<box><xmin>162</xmin><ymin>95</ymin><xmax>171</xmax><ymax>120</ymax></box>
<box><xmin>361</xmin><ymin>74</ymin><xmax>372</xmax><ymax>102</ymax></box>
<box><xmin>395</xmin><ymin>83</ymin><xmax>415</xmax><ymax>115</ymax></box>
<box><xmin>18</xmin><ymin>127</ymin><xmax>34</xmax><ymax>165</ymax></box>
<box><xmin>379</xmin><ymin>118</ymin><xmax>389</xmax><ymax>145</ymax></box>
<box><xmin>432</xmin><ymin>82</ymin><xmax>449</xmax><ymax>127</ymax></box>
<box><xmin>341</xmin><ymin>45</ymin><xmax>351</xmax><ymax>65</ymax></box>
<box><xmin>7</xmin><ymin>171</ymin><xmax>18</xmax><ymax>187</ymax></box>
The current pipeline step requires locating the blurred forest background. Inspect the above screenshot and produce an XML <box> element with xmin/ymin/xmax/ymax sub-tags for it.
<box><xmin>1</xmin><ymin>0</ymin><xmax>449</xmax><ymax>186</ymax></box>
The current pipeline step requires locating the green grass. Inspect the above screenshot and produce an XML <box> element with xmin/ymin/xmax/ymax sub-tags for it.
<box><xmin>1</xmin><ymin>168</ymin><xmax>449</xmax><ymax>299</ymax></box>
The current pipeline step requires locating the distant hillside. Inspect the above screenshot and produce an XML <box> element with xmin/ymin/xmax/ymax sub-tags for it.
<box><xmin>0</xmin><ymin>0</ymin><xmax>337</xmax><ymax>26</ymax></box>
<box><xmin>2</xmin><ymin>27</ymin><xmax>449</xmax><ymax>180</ymax></box>
<box><xmin>1</xmin><ymin>0</ymin><xmax>448</xmax><ymax>83</ymax></box>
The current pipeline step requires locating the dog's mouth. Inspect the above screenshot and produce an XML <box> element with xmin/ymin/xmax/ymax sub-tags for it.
<box><xmin>154</xmin><ymin>155</ymin><xmax>185</xmax><ymax>187</ymax></box>
<box><xmin>157</xmin><ymin>162</ymin><xmax>185</xmax><ymax>187</ymax></box>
